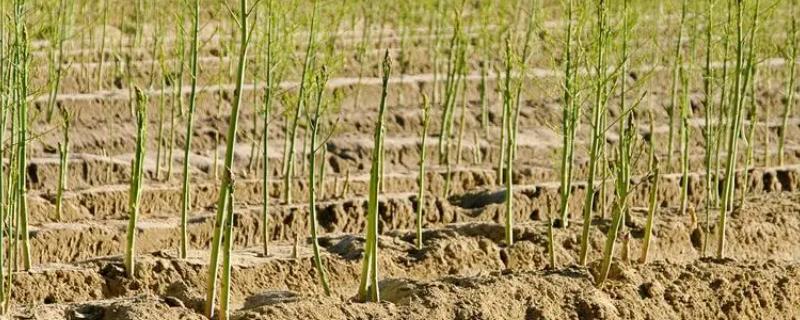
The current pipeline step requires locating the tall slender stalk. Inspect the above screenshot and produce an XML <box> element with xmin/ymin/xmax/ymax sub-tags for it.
<box><xmin>261</xmin><ymin>0</ymin><xmax>280</xmax><ymax>257</ymax></box>
<box><xmin>492</xmin><ymin>7</ymin><xmax>533</xmax><ymax>241</ymax></box>
<box><xmin>713</xmin><ymin>2</ymin><xmax>734</xmax><ymax>208</ymax></box>
<box><xmin>124</xmin><ymin>88</ymin><xmax>148</xmax><ymax>278</ymax></box>
<box><xmin>438</xmin><ymin>9</ymin><xmax>463</xmax><ymax>165</ymax></box>
<box><xmin>45</xmin><ymin>0</ymin><xmax>70</xmax><ymax>123</ymax></box>
<box><xmin>702</xmin><ymin>0</ymin><xmax>716</xmax><ymax>257</ymax></box>
<box><xmin>0</xmin><ymin>2</ymin><xmax>8</xmax><ymax>304</ymax></box>
<box><xmin>178</xmin><ymin>0</ymin><xmax>200</xmax><ymax>260</ymax></box>
<box><xmin>283</xmin><ymin>1</ymin><xmax>318</xmax><ymax>204</ymax></box>
<box><xmin>174</xmin><ymin>11</ymin><xmax>187</xmax><ymax>118</ymax></box>
<box><xmin>439</xmin><ymin>7</ymin><xmax>467</xmax><ymax>197</ymax></box>
<box><xmin>13</xmin><ymin>10</ymin><xmax>31</xmax><ymax>270</ymax></box>
<box><xmin>678</xmin><ymin>66</ymin><xmax>691</xmax><ymax>217</ymax></box>
<box><xmin>717</xmin><ymin>0</ymin><xmax>759</xmax><ymax>259</ymax></box>
<box><xmin>307</xmin><ymin>69</ymin><xmax>332</xmax><ymax>296</ymax></box>
<box><xmin>597</xmin><ymin>0</ymin><xmax>634</xmax><ymax>285</ymax></box>
<box><xmin>500</xmin><ymin>37</ymin><xmax>515</xmax><ymax>246</ymax></box>
<box><xmin>558</xmin><ymin>0</ymin><xmax>580</xmax><ymax>228</ymax></box>
<box><xmin>358</xmin><ymin>51</ymin><xmax>391</xmax><ymax>303</ymax></box>
<box><xmin>497</xmin><ymin>1</ymin><xmax>536</xmax><ymax>187</ymax></box>
<box><xmin>205</xmin><ymin>0</ymin><xmax>254</xmax><ymax>316</ymax></box>
<box><xmin>666</xmin><ymin>0</ymin><xmax>689</xmax><ymax>172</ymax></box>
<box><xmin>578</xmin><ymin>0</ymin><xmax>609</xmax><ymax>266</ymax></box>
<box><xmin>416</xmin><ymin>95</ymin><xmax>431</xmax><ymax>250</ymax></box>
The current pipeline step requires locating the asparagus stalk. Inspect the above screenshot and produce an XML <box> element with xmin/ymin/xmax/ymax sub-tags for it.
<box><xmin>205</xmin><ymin>0</ymin><xmax>254</xmax><ymax>316</ymax></box>
<box><xmin>124</xmin><ymin>88</ymin><xmax>148</xmax><ymax>278</ymax></box>
<box><xmin>178</xmin><ymin>0</ymin><xmax>200</xmax><ymax>259</ymax></box>
<box><xmin>416</xmin><ymin>95</ymin><xmax>431</xmax><ymax>249</ymax></box>
<box><xmin>55</xmin><ymin>109</ymin><xmax>72</xmax><ymax>221</ymax></box>
<box><xmin>358</xmin><ymin>51</ymin><xmax>391</xmax><ymax>303</ymax></box>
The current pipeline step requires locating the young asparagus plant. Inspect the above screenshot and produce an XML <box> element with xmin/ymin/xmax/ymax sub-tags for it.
<box><xmin>55</xmin><ymin>109</ymin><xmax>72</xmax><ymax>221</ymax></box>
<box><xmin>678</xmin><ymin>66</ymin><xmax>691</xmax><ymax>217</ymax></box>
<box><xmin>0</xmin><ymin>12</ymin><xmax>7</xmax><ymax>303</ymax></box>
<box><xmin>558</xmin><ymin>0</ymin><xmax>580</xmax><ymax>228</ymax></box>
<box><xmin>717</xmin><ymin>0</ymin><xmax>760</xmax><ymax>259</ymax></box>
<box><xmin>438</xmin><ymin>8</ymin><xmax>464</xmax><ymax>165</ymax></box>
<box><xmin>14</xmin><ymin>17</ymin><xmax>31</xmax><ymax>271</ymax></box>
<box><xmin>283</xmin><ymin>1</ymin><xmax>318</xmax><ymax>204</ymax></box>
<box><xmin>442</xmin><ymin>54</ymin><xmax>466</xmax><ymax>197</ymax></box>
<box><xmin>702</xmin><ymin>0</ymin><xmax>715</xmax><ymax>257</ymax></box>
<box><xmin>307</xmin><ymin>68</ymin><xmax>335</xmax><ymax>296</ymax></box>
<box><xmin>358</xmin><ymin>51</ymin><xmax>391</xmax><ymax>303</ymax></box>
<box><xmin>502</xmin><ymin>0</ymin><xmax>537</xmax><ymax>243</ymax></box>
<box><xmin>261</xmin><ymin>0</ymin><xmax>282</xmax><ymax>257</ymax></box>
<box><xmin>417</xmin><ymin>95</ymin><xmax>431</xmax><ymax>249</ymax></box>
<box><xmin>713</xmin><ymin>1</ymin><xmax>734</xmax><ymax>208</ymax></box>
<box><xmin>124</xmin><ymin>88</ymin><xmax>148</xmax><ymax>278</ymax></box>
<box><xmin>547</xmin><ymin>217</ymin><xmax>556</xmax><ymax>269</ymax></box>
<box><xmin>205</xmin><ymin>0</ymin><xmax>255</xmax><ymax>317</ymax></box>
<box><xmin>597</xmin><ymin>0</ymin><xmax>636</xmax><ymax>284</ymax></box>
<box><xmin>500</xmin><ymin>37</ymin><xmax>515</xmax><ymax>245</ymax></box>
<box><xmin>439</xmin><ymin>9</ymin><xmax>467</xmax><ymax>197</ymax></box>
<box><xmin>666</xmin><ymin>0</ymin><xmax>688</xmax><ymax>172</ymax></box>
<box><xmin>578</xmin><ymin>0</ymin><xmax>610</xmax><ymax>266</ymax></box>
<box><xmin>178</xmin><ymin>0</ymin><xmax>200</xmax><ymax>259</ymax></box>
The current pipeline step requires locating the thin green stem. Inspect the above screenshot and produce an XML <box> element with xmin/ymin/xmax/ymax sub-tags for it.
<box><xmin>178</xmin><ymin>0</ymin><xmax>200</xmax><ymax>260</ymax></box>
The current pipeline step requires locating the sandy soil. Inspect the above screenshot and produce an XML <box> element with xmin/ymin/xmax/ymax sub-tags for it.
<box><xmin>9</xmin><ymin>4</ymin><xmax>800</xmax><ymax>318</ymax></box>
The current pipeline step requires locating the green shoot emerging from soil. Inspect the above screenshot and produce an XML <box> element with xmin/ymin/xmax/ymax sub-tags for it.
<box><xmin>178</xmin><ymin>0</ymin><xmax>200</xmax><ymax>260</ymax></box>
<box><xmin>358</xmin><ymin>51</ymin><xmax>391</xmax><ymax>303</ymax></box>
<box><xmin>417</xmin><ymin>95</ymin><xmax>431</xmax><ymax>249</ymax></box>
<box><xmin>205</xmin><ymin>0</ymin><xmax>255</xmax><ymax>317</ymax></box>
<box><xmin>717</xmin><ymin>0</ymin><xmax>760</xmax><ymax>260</ymax></box>
<box><xmin>124</xmin><ymin>88</ymin><xmax>148</xmax><ymax>278</ymax></box>
<box><xmin>55</xmin><ymin>108</ymin><xmax>72</xmax><ymax>221</ymax></box>
<box><xmin>579</xmin><ymin>0</ymin><xmax>610</xmax><ymax>266</ymax></box>
<box><xmin>306</xmin><ymin>67</ymin><xmax>335</xmax><ymax>296</ymax></box>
